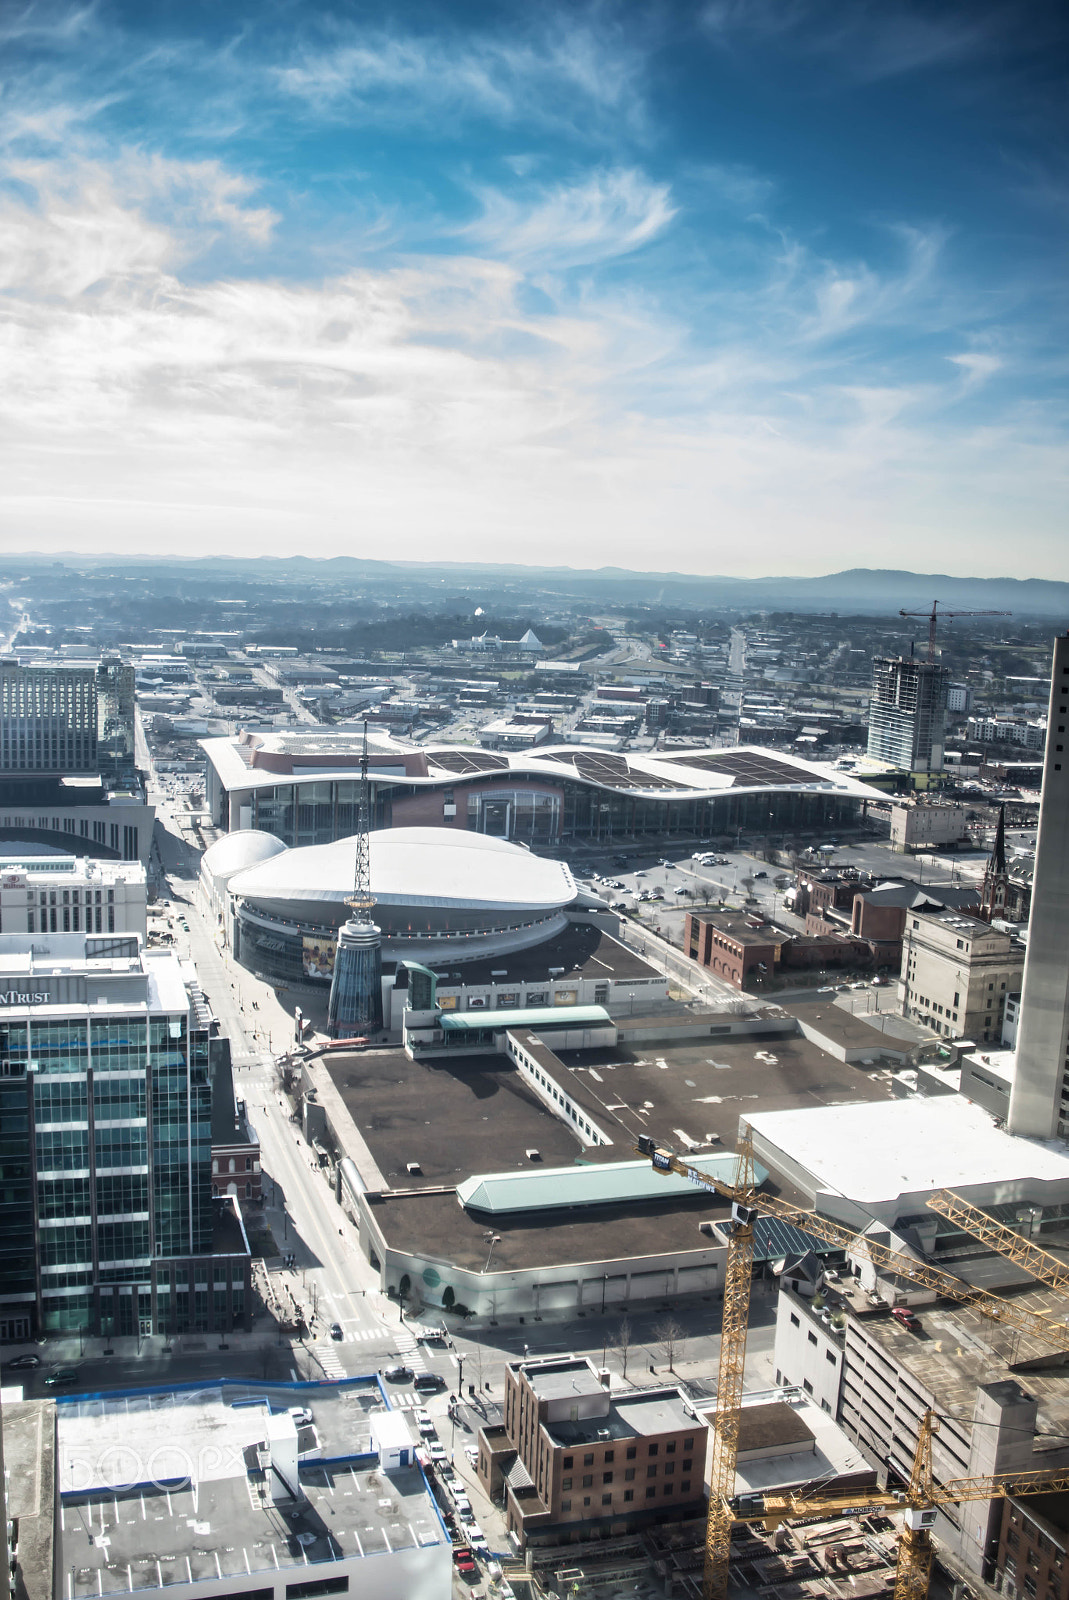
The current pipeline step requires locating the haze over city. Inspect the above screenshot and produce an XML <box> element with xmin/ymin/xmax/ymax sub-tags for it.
<box><xmin>2</xmin><ymin>0</ymin><xmax>1066</xmax><ymax>575</ymax></box>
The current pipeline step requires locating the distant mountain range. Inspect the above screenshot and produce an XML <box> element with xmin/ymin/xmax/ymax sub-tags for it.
<box><xmin>5</xmin><ymin>556</ymin><xmax>1069</xmax><ymax>617</ymax></box>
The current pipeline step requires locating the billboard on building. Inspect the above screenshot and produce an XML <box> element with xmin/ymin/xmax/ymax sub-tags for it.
<box><xmin>302</xmin><ymin>936</ymin><xmax>336</xmax><ymax>980</ymax></box>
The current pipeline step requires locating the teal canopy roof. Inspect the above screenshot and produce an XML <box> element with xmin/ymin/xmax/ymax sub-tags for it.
<box><xmin>439</xmin><ymin>1005</ymin><xmax>611</xmax><ymax>1032</ymax></box>
<box><xmin>456</xmin><ymin>1152</ymin><xmax>768</xmax><ymax>1214</ymax></box>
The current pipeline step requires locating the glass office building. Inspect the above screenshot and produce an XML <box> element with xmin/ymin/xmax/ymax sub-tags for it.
<box><xmin>0</xmin><ymin>935</ymin><xmax>246</xmax><ymax>1342</ymax></box>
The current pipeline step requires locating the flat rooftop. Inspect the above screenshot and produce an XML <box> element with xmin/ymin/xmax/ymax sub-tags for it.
<box><xmin>365</xmin><ymin>1182</ymin><xmax>735</xmax><ymax>1273</ymax></box>
<box><xmin>553</xmin><ymin>1031</ymin><xmax>896</xmax><ymax>1158</ymax></box>
<box><xmin>325</xmin><ymin>1028</ymin><xmax>895</xmax><ymax>1274</ymax></box>
<box><xmin>321</xmin><ymin>1049</ymin><xmax>584</xmax><ymax>1189</ymax></box>
<box><xmin>3</xmin><ymin>1397</ymin><xmax>56</xmax><ymax>1600</ymax></box>
<box><xmin>57</xmin><ymin>1384</ymin><xmax>445</xmax><ymax>1600</ymax></box>
<box><xmin>324</xmin><ymin>1029</ymin><xmax>893</xmax><ymax>1190</ymax></box>
<box><xmin>747</xmin><ymin>1095</ymin><xmax>1069</xmax><ymax>1210</ymax></box>
<box><xmin>842</xmin><ymin>1291</ymin><xmax>1069</xmax><ymax>1451</ymax></box>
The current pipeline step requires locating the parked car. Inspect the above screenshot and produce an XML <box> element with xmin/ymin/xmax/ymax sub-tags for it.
<box><xmin>415</xmin><ymin>1408</ymin><xmax>436</xmax><ymax>1436</ymax></box>
<box><xmin>44</xmin><ymin>1368</ymin><xmax>78</xmax><ymax>1387</ymax></box>
<box><xmin>427</xmin><ymin>1442</ymin><xmax>447</xmax><ymax>1463</ymax></box>
<box><xmin>383</xmin><ymin>1364</ymin><xmax>413</xmax><ymax>1383</ymax></box>
<box><xmin>4</xmin><ymin>1354</ymin><xmax>41</xmax><ymax>1369</ymax></box>
<box><xmin>891</xmin><ymin>1306</ymin><xmax>921</xmax><ymax>1332</ymax></box>
<box><xmin>288</xmin><ymin>1407</ymin><xmax>313</xmax><ymax>1427</ymax></box>
<box><xmin>452</xmin><ymin>1549</ymin><xmax>476</xmax><ymax>1576</ymax></box>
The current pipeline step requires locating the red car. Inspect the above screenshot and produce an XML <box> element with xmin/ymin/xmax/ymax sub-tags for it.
<box><xmin>452</xmin><ymin>1549</ymin><xmax>476</xmax><ymax>1575</ymax></box>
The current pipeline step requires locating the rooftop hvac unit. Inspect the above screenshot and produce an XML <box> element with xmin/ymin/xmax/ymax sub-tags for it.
<box><xmin>490</xmin><ymin>969</ymin><xmax>508</xmax><ymax>978</ymax></box>
<box><xmin>525</xmin><ymin>1148</ymin><xmax>541</xmax><ymax>1161</ymax></box>
<box><xmin>548</xmin><ymin>966</ymin><xmax>566</xmax><ymax>976</ymax></box>
<box><xmin>406</xmin><ymin>1162</ymin><xmax>422</xmax><ymax>1175</ymax></box>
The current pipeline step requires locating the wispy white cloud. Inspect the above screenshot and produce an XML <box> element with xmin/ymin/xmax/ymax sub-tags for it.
<box><xmin>462</xmin><ymin>169</ymin><xmax>676</xmax><ymax>269</ymax></box>
<box><xmin>0</xmin><ymin>155</ymin><xmax>277</xmax><ymax>299</ymax></box>
<box><xmin>272</xmin><ymin>16</ymin><xmax>652</xmax><ymax>139</ymax></box>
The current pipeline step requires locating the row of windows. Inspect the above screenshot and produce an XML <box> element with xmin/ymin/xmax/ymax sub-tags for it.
<box><xmin>561</xmin><ymin>1482</ymin><xmax>691</xmax><ymax>1510</ymax></box>
<box><xmin>563</xmin><ymin>1459</ymin><xmax>693</xmax><ymax>1488</ymax></box>
<box><xmin>561</xmin><ymin>1438</ymin><xmax>693</xmax><ymax>1468</ymax></box>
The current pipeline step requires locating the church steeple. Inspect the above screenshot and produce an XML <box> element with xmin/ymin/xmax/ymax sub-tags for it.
<box><xmin>979</xmin><ymin>803</ymin><xmax>1008</xmax><ymax>922</ymax></box>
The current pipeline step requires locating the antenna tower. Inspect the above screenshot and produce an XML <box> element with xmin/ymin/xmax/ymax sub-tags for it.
<box><xmin>347</xmin><ymin>720</ymin><xmax>375</xmax><ymax>918</ymax></box>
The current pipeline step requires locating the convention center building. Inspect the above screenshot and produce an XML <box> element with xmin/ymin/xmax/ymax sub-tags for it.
<box><xmin>201</xmin><ymin>729</ymin><xmax>876</xmax><ymax>850</ymax></box>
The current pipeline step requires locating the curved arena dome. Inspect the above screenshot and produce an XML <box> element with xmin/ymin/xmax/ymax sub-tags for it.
<box><xmin>228</xmin><ymin>827</ymin><xmax>578</xmax><ymax>939</ymax></box>
<box><xmin>202</xmin><ymin>829</ymin><xmax>288</xmax><ymax>883</ymax></box>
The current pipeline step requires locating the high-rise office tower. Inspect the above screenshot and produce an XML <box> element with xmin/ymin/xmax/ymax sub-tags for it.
<box><xmin>0</xmin><ymin>934</ymin><xmax>248</xmax><ymax>1342</ymax></box>
<box><xmin>866</xmin><ymin>655</ymin><xmax>949</xmax><ymax>773</ymax></box>
<box><xmin>0</xmin><ymin>659</ymin><xmax>98</xmax><ymax>774</ymax></box>
<box><xmin>1007</xmin><ymin>634</ymin><xmax>1069</xmax><ymax>1140</ymax></box>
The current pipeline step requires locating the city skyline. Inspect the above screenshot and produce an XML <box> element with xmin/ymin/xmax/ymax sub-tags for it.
<box><xmin>1</xmin><ymin>1</ymin><xmax>1066</xmax><ymax>576</ymax></box>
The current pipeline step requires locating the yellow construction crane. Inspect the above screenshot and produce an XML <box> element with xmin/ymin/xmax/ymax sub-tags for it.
<box><xmin>635</xmin><ymin>1134</ymin><xmax>1069</xmax><ymax>1600</ymax></box>
<box><xmin>731</xmin><ymin>1408</ymin><xmax>1069</xmax><ymax>1600</ymax></box>
<box><xmin>926</xmin><ymin>1188</ymin><xmax>1069</xmax><ymax>1296</ymax></box>
<box><xmin>898</xmin><ymin>600</ymin><xmax>1011</xmax><ymax>663</ymax></box>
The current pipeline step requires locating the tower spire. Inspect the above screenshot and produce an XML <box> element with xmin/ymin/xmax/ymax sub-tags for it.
<box><xmin>979</xmin><ymin>803</ymin><xmax>1008</xmax><ymax>922</ymax></box>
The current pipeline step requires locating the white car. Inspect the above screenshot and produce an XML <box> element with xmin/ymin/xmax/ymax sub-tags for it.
<box><xmin>427</xmin><ymin>1442</ymin><xmax>447</xmax><ymax>1463</ymax></box>
<box><xmin>288</xmin><ymin>1407</ymin><xmax>313</xmax><ymax>1427</ymax></box>
<box><xmin>415</xmin><ymin>1409</ymin><xmax>436</xmax><ymax>1436</ymax></box>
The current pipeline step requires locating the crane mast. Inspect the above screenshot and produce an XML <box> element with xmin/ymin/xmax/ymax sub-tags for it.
<box><xmin>704</xmin><ymin>1140</ymin><xmax>758</xmax><ymax>1600</ymax></box>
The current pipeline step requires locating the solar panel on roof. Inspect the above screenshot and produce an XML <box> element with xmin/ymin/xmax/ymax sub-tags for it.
<box><xmin>428</xmin><ymin>750</ymin><xmax>510</xmax><ymax>774</ymax></box>
<box><xmin>662</xmin><ymin>750</ymin><xmax>818</xmax><ymax>786</ymax></box>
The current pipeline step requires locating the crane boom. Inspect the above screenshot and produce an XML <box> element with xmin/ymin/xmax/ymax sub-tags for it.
<box><xmin>636</xmin><ymin>1138</ymin><xmax>1069</xmax><ymax>1352</ymax></box>
<box><xmin>897</xmin><ymin>600</ymin><xmax>1011</xmax><ymax>662</ymax></box>
<box><xmin>926</xmin><ymin>1188</ymin><xmax>1069</xmax><ymax>1296</ymax></box>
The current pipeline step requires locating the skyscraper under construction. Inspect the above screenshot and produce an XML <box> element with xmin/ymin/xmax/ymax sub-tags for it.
<box><xmin>866</xmin><ymin>655</ymin><xmax>949</xmax><ymax>774</ymax></box>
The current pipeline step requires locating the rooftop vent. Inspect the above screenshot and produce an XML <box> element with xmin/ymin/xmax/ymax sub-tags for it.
<box><xmin>548</xmin><ymin>966</ymin><xmax>566</xmax><ymax>976</ymax></box>
<box><xmin>490</xmin><ymin>969</ymin><xmax>508</xmax><ymax>978</ymax></box>
<box><xmin>406</xmin><ymin>1162</ymin><xmax>422</xmax><ymax>1176</ymax></box>
<box><xmin>525</xmin><ymin>1148</ymin><xmax>541</xmax><ymax>1161</ymax></box>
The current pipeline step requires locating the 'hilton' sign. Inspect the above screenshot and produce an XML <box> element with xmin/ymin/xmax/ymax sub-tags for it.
<box><xmin>0</xmin><ymin>991</ymin><xmax>51</xmax><ymax>1006</ymax></box>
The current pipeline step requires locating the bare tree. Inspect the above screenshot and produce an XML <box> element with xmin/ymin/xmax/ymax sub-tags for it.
<box><xmin>653</xmin><ymin>1316</ymin><xmax>685</xmax><ymax>1373</ymax></box>
<box><xmin>611</xmin><ymin>1315</ymin><xmax>633</xmax><ymax>1382</ymax></box>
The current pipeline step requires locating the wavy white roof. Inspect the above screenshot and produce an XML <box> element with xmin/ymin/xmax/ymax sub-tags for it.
<box><xmin>229</xmin><ymin>826</ymin><xmax>577</xmax><ymax>912</ymax></box>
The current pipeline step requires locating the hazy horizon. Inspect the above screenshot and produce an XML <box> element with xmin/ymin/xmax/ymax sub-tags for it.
<box><xmin>2</xmin><ymin>1</ymin><xmax>1066</xmax><ymax>577</ymax></box>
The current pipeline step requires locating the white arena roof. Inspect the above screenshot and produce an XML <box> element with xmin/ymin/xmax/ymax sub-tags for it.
<box><xmin>228</xmin><ymin>825</ymin><xmax>577</xmax><ymax>913</ymax></box>
<box><xmin>746</xmin><ymin>1096</ymin><xmax>1069</xmax><ymax>1223</ymax></box>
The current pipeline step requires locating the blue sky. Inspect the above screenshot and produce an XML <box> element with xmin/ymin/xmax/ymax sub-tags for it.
<box><xmin>0</xmin><ymin>0</ymin><xmax>1066</xmax><ymax>577</ymax></box>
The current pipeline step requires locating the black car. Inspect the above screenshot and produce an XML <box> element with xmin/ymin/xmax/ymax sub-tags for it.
<box><xmin>44</xmin><ymin>1368</ymin><xmax>79</xmax><ymax>1387</ymax></box>
<box><xmin>413</xmin><ymin>1372</ymin><xmax>444</xmax><ymax>1393</ymax></box>
<box><xmin>5</xmin><ymin>1354</ymin><xmax>41</xmax><ymax>1370</ymax></box>
<box><xmin>383</xmin><ymin>1364</ymin><xmax>413</xmax><ymax>1383</ymax></box>
<box><xmin>330</xmin><ymin>1323</ymin><xmax>344</xmax><ymax>1341</ymax></box>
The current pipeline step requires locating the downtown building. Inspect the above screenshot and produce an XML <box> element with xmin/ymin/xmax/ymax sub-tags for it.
<box><xmin>0</xmin><ymin>933</ymin><xmax>249</xmax><ymax>1343</ymax></box>
<box><xmin>0</xmin><ymin>656</ymin><xmax>151</xmax><ymax>865</ymax></box>
<box><xmin>867</xmin><ymin>656</ymin><xmax>949</xmax><ymax>774</ymax></box>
